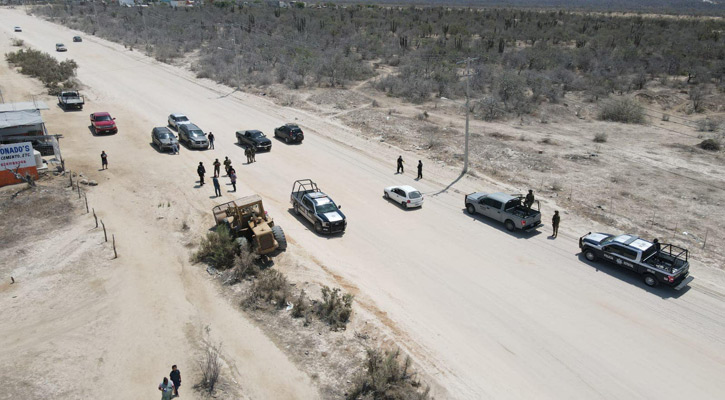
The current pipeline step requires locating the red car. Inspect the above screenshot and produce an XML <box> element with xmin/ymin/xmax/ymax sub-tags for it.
<box><xmin>90</xmin><ymin>112</ymin><xmax>118</xmax><ymax>134</ymax></box>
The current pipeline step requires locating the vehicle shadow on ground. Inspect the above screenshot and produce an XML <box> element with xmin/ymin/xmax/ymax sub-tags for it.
<box><xmin>382</xmin><ymin>195</ymin><xmax>422</xmax><ymax>211</ymax></box>
<box><xmin>147</xmin><ymin>142</ymin><xmax>176</xmax><ymax>155</ymax></box>
<box><xmin>461</xmin><ymin>208</ymin><xmax>544</xmax><ymax>239</ymax></box>
<box><xmin>58</xmin><ymin>104</ymin><xmax>83</xmax><ymax>113</ymax></box>
<box><xmin>431</xmin><ymin>171</ymin><xmax>466</xmax><ymax>197</ymax></box>
<box><xmin>285</xmin><ymin>208</ymin><xmax>345</xmax><ymax>239</ymax></box>
<box><xmin>273</xmin><ymin>136</ymin><xmax>302</xmax><ymax>145</ymax></box>
<box><xmin>576</xmin><ymin>253</ymin><xmax>690</xmax><ymax>299</ymax></box>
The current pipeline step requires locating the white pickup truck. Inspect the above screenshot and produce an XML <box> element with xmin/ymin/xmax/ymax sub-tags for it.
<box><xmin>464</xmin><ymin>192</ymin><xmax>542</xmax><ymax>231</ymax></box>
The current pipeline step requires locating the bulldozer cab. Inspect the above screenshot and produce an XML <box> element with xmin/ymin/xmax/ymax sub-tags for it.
<box><xmin>212</xmin><ymin>195</ymin><xmax>279</xmax><ymax>255</ymax></box>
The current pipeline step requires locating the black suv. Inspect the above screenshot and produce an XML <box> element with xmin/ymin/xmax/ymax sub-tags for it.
<box><xmin>236</xmin><ymin>130</ymin><xmax>272</xmax><ymax>151</ymax></box>
<box><xmin>274</xmin><ymin>124</ymin><xmax>304</xmax><ymax>144</ymax></box>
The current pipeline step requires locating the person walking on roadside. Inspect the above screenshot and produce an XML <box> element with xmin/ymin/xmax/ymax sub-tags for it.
<box><xmin>223</xmin><ymin>156</ymin><xmax>232</xmax><ymax>175</ymax></box>
<box><xmin>158</xmin><ymin>377</ymin><xmax>174</xmax><ymax>400</ymax></box>
<box><xmin>213</xmin><ymin>159</ymin><xmax>221</xmax><ymax>178</ymax></box>
<box><xmin>244</xmin><ymin>147</ymin><xmax>251</xmax><ymax>164</ymax></box>
<box><xmin>169</xmin><ymin>365</ymin><xmax>181</xmax><ymax>398</ymax></box>
<box><xmin>396</xmin><ymin>156</ymin><xmax>404</xmax><ymax>174</ymax></box>
<box><xmin>197</xmin><ymin>162</ymin><xmax>206</xmax><ymax>186</ymax></box>
<box><xmin>417</xmin><ymin>160</ymin><xmax>423</xmax><ymax>180</ymax></box>
<box><xmin>524</xmin><ymin>190</ymin><xmax>535</xmax><ymax>210</ymax></box>
<box><xmin>207</xmin><ymin>132</ymin><xmax>215</xmax><ymax>149</ymax></box>
<box><xmin>212</xmin><ymin>176</ymin><xmax>221</xmax><ymax>197</ymax></box>
<box><xmin>552</xmin><ymin>210</ymin><xmax>560</xmax><ymax>238</ymax></box>
<box><xmin>251</xmin><ymin>146</ymin><xmax>257</xmax><ymax>163</ymax></box>
<box><xmin>229</xmin><ymin>168</ymin><xmax>237</xmax><ymax>192</ymax></box>
<box><xmin>101</xmin><ymin>151</ymin><xmax>108</xmax><ymax>170</ymax></box>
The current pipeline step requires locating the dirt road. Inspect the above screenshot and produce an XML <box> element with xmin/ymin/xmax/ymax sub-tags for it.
<box><xmin>2</xmin><ymin>8</ymin><xmax>725</xmax><ymax>399</ymax></box>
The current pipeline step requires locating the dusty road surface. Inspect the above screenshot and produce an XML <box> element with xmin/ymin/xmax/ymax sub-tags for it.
<box><xmin>2</xmin><ymin>8</ymin><xmax>725</xmax><ymax>400</ymax></box>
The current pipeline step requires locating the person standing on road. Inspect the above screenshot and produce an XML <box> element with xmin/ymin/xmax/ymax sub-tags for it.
<box><xmin>552</xmin><ymin>210</ymin><xmax>560</xmax><ymax>238</ymax></box>
<box><xmin>251</xmin><ymin>146</ymin><xmax>257</xmax><ymax>163</ymax></box>
<box><xmin>417</xmin><ymin>160</ymin><xmax>423</xmax><ymax>180</ymax></box>
<box><xmin>208</xmin><ymin>132</ymin><xmax>215</xmax><ymax>149</ymax></box>
<box><xmin>169</xmin><ymin>365</ymin><xmax>181</xmax><ymax>398</ymax></box>
<box><xmin>212</xmin><ymin>176</ymin><xmax>221</xmax><ymax>197</ymax></box>
<box><xmin>158</xmin><ymin>377</ymin><xmax>174</xmax><ymax>400</ymax></box>
<box><xmin>213</xmin><ymin>159</ymin><xmax>221</xmax><ymax>178</ymax></box>
<box><xmin>223</xmin><ymin>157</ymin><xmax>232</xmax><ymax>175</ymax></box>
<box><xmin>244</xmin><ymin>147</ymin><xmax>251</xmax><ymax>164</ymax></box>
<box><xmin>397</xmin><ymin>156</ymin><xmax>404</xmax><ymax>174</ymax></box>
<box><xmin>229</xmin><ymin>168</ymin><xmax>237</xmax><ymax>192</ymax></box>
<box><xmin>101</xmin><ymin>151</ymin><xmax>108</xmax><ymax>170</ymax></box>
<box><xmin>524</xmin><ymin>190</ymin><xmax>535</xmax><ymax>210</ymax></box>
<box><xmin>197</xmin><ymin>162</ymin><xmax>206</xmax><ymax>186</ymax></box>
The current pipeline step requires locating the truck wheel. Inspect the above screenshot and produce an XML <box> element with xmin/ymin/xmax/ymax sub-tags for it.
<box><xmin>314</xmin><ymin>221</ymin><xmax>323</xmax><ymax>233</ymax></box>
<box><xmin>643</xmin><ymin>274</ymin><xmax>658</xmax><ymax>287</ymax></box>
<box><xmin>272</xmin><ymin>225</ymin><xmax>287</xmax><ymax>251</ymax></box>
<box><xmin>505</xmin><ymin>220</ymin><xmax>515</xmax><ymax>232</ymax></box>
<box><xmin>584</xmin><ymin>249</ymin><xmax>596</xmax><ymax>262</ymax></box>
<box><xmin>466</xmin><ymin>204</ymin><xmax>476</xmax><ymax>215</ymax></box>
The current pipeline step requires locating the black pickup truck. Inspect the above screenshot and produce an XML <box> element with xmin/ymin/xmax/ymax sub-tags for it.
<box><xmin>579</xmin><ymin>232</ymin><xmax>693</xmax><ymax>290</ymax></box>
<box><xmin>236</xmin><ymin>130</ymin><xmax>272</xmax><ymax>151</ymax></box>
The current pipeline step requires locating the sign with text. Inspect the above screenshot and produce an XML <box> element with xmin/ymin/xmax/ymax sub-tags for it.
<box><xmin>0</xmin><ymin>142</ymin><xmax>36</xmax><ymax>171</ymax></box>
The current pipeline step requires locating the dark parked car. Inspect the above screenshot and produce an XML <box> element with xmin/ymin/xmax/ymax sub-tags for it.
<box><xmin>178</xmin><ymin>123</ymin><xmax>209</xmax><ymax>149</ymax></box>
<box><xmin>73</xmin><ymin>36</ymin><xmax>82</xmax><ymax>42</ymax></box>
<box><xmin>274</xmin><ymin>123</ymin><xmax>304</xmax><ymax>144</ymax></box>
<box><xmin>151</xmin><ymin>127</ymin><xmax>178</xmax><ymax>152</ymax></box>
<box><xmin>236</xmin><ymin>130</ymin><xmax>272</xmax><ymax>151</ymax></box>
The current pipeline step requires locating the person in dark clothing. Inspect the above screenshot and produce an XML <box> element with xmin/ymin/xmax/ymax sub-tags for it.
<box><xmin>207</xmin><ymin>132</ymin><xmax>215</xmax><ymax>149</ymax></box>
<box><xmin>396</xmin><ymin>156</ymin><xmax>404</xmax><ymax>174</ymax></box>
<box><xmin>212</xmin><ymin>176</ymin><xmax>221</xmax><ymax>197</ymax></box>
<box><xmin>101</xmin><ymin>151</ymin><xmax>108</xmax><ymax>170</ymax></box>
<box><xmin>213</xmin><ymin>159</ymin><xmax>221</xmax><ymax>178</ymax></box>
<box><xmin>417</xmin><ymin>160</ymin><xmax>423</xmax><ymax>180</ymax></box>
<box><xmin>223</xmin><ymin>157</ymin><xmax>232</xmax><ymax>175</ymax></box>
<box><xmin>169</xmin><ymin>365</ymin><xmax>181</xmax><ymax>397</ymax></box>
<box><xmin>552</xmin><ymin>210</ymin><xmax>560</xmax><ymax>238</ymax></box>
<box><xmin>524</xmin><ymin>190</ymin><xmax>535</xmax><ymax>210</ymax></box>
<box><xmin>653</xmin><ymin>238</ymin><xmax>661</xmax><ymax>252</ymax></box>
<box><xmin>197</xmin><ymin>162</ymin><xmax>206</xmax><ymax>185</ymax></box>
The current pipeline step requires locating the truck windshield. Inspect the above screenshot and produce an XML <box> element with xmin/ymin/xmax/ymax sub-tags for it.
<box><xmin>316</xmin><ymin>203</ymin><xmax>338</xmax><ymax>213</ymax></box>
<box><xmin>250</xmin><ymin>131</ymin><xmax>265</xmax><ymax>138</ymax></box>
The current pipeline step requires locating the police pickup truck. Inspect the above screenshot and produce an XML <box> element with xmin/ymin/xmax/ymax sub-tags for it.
<box><xmin>579</xmin><ymin>232</ymin><xmax>693</xmax><ymax>290</ymax></box>
<box><xmin>291</xmin><ymin>179</ymin><xmax>346</xmax><ymax>234</ymax></box>
<box><xmin>464</xmin><ymin>192</ymin><xmax>542</xmax><ymax>231</ymax></box>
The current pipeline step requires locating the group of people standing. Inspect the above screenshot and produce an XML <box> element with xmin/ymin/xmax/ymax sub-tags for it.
<box><xmin>523</xmin><ymin>190</ymin><xmax>560</xmax><ymax>238</ymax></box>
<box><xmin>158</xmin><ymin>365</ymin><xmax>181</xmax><ymax>399</ymax></box>
<box><xmin>198</xmin><ymin>156</ymin><xmax>237</xmax><ymax>197</ymax></box>
<box><xmin>244</xmin><ymin>146</ymin><xmax>257</xmax><ymax>163</ymax></box>
<box><xmin>396</xmin><ymin>155</ymin><xmax>424</xmax><ymax>180</ymax></box>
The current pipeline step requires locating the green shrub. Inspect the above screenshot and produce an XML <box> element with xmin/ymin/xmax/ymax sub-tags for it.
<box><xmin>192</xmin><ymin>224</ymin><xmax>237</xmax><ymax>270</ymax></box>
<box><xmin>347</xmin><ymin>348</ymin><xmax>430</xmax><ymax>400</ymax></box>
<box><xmin>598</xmin><ymin>98</ymin><xmax>645</xmax><ymax>124</ymax></box>
<box><xmin>316</xmin><ymin>286</ymin><xmax>353</xmax><ymax>330</ymax></box>
<box><xmin>248</xmin><ymin>269</ymin><xmax>290</xmax><ymax>309</ymax></box>
<box><xmin>291</xmin><ymin>289</ymin><xmax>308</xmax><ymax>319</ymax></box>
<box><xmin>698</xmin><ymin>139</ymin><xmax>721</xmax><ymax>151</ymax></box>
<box><xmin>593</xmin><ymin>132</ymin><xmax>608</xmax><ymax>143</ymax></box>
<box><xmin>6</xmin><ymin>48</ymin><xmax>78</xmax><ymax>94</ymax></box>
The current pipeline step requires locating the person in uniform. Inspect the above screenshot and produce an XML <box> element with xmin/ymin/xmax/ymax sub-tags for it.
<box><xmin>251</xmin><ymin>146</ymin><xmax>257</xmax><ymax>163</ymax></box>
<box><xmin>244</xmin><ymin>147</ymin><xmax>251</xmax><ymax>164</ymax></box>
<box><xmin>417</xmin><ymin>160</ymin><xmax>423</xmax><ymax>180</ymax></box>
<box><xmin>207</xmin><ymin>132</ymin><xmax>215</xmax><ymax>149</ymax></box>
<box><xmin>213</xmin><ymin>159</ymin><xmax>221</xmax><ymax>178</ymax></box>
<box><xmin>552</xmin><ymin>210</ymin><xmax>560</xmax><ymax>238</ymax></box>
<box><xmin>223</xmin><ymin>157</ymin><xmax>232</xmax><ymax>175</ymax></box>
<box><xmin>397</xmin><ymin>156</ymin><xmax>404</xmax><ymax>174</ymax></box>
<box><xmin>197</xmin><ymin>162</ymin><xmax>206</xmax><ymax>185</ymax></box>
<box><xmin>524</xmin><ymin>190</ymin><xmax>535</xmax><ymax>210</ymax></box>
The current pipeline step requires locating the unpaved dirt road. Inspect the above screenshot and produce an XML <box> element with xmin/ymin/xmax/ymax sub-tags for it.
<box><xmin>2</xmin><ymin>8</ymin><xmax>725</xmax><ymax>400</ymax></box>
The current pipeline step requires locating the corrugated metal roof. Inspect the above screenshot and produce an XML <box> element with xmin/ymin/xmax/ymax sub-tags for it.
<box><xmin>0</xmin><ymin>110</ymin><xmax>44</xmax><ymax>130</ymax></box>
<box><xmin>0</xmin><ymin>101</ymin><xmax>49</xmax><ymax>113</ymax></box>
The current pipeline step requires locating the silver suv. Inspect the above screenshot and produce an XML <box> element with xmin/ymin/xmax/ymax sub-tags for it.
<box><xmin>178</xmin><ymin>124</ymin><xmax>208</xmax><ymax>150</ymax></box>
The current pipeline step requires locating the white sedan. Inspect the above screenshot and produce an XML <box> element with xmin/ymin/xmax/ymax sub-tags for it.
<box><xmin>383</xmin><ymin>185</ymin><xmax>424</xmax><ymax>209</ymax></box>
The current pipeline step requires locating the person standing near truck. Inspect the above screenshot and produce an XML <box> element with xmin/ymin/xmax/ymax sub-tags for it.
<box><xmin>251</xmin><ymin>146</ymin><xmax>257</xmax><ymax>163</ymax></box>
<box><xmin>524</xmin><ymin>190</ymin><xmax>535</xmax><ymax>210</ymax></box>
<box><xmin>208</xmin><ymin>132</ymin><xmax>215</xmax><ymax>149</ymax></box>
<box><xmin>197</xmin><ymin>162</ymin><xmax>206</xmax><ymax>186</ymax></box>
<box><xmin>552</xmin><ymin>210</ymin><xmax>560</xmax><ymax>238</ymax></box>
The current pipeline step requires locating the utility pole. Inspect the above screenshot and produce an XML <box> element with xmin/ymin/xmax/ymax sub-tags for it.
<box><xmin>457</xmin><ymin>57</ymin><xmax>478</xmax><ymax>174</ymax></box>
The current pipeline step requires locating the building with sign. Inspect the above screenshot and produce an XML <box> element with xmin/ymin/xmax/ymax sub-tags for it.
<box><xmin>0</xmin><ymin>142</ymin><xmax>37</xmax><ymax>187</ymax></box>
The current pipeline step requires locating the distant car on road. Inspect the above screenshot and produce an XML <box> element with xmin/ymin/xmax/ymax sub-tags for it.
<box><xmin>14</xmin><ymin>26</ymin><xmax>21</xmax><ymax>32</ymax></box>
<box><xmin>73</xmin><ymin>36</ymin><xmax>82</xmax><ymax>42</ymax></box>
<box><xmin>56</xmin><ymin>43</ymin><xmax>67</xmax><ymax>52</ymax></box>
<box><xmin>178</xmin><ymin>123</ymin><xmax>209</xmax><ymax>149</ymax></box>
<box><xmin>274</xmin><ymin>123</ymin><xmax>304</xmax><ymax>144</ymax></box>
<box><xmin>167</xmin><ymin>113</ymin><xmax>191</xmax><ymax>130</ymax></box>
<box><xmin>384</xmin><ymin>185</ymin><xmax>424</xmax><ymax>209</ymax></box>
<box><xmin>90</xmin><ymin>112</ymin><xmax>118</xmax><ymax>135</ymax></box>
<box><xmin>236</xmin><ymin>130</ymin><xmax>272</xmax><ymax>152</ymax></box>
<box><xmin>151</xmin><ymin>127</ymin><xmax>179</xmax><ymax>152</ymax></box>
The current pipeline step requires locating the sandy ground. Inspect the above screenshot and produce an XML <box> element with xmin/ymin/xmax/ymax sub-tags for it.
<box><xmin>2</xmin><ymin>7</ymin><xmax>725</xmax><ymax>400</ymax></box>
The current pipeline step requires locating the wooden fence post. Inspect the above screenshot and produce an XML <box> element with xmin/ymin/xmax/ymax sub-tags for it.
<box><xmin>84</xmin><ymin>193</ymin><xmax>89</xmax><ymax>213</ymax></box>
<box><xmin>68</xmin><ymin>170</ymin><xmax>72</xmax><ymax>187</ymax></box>
<box><xmin>112</xmin><ymin>234</ymin><xmax>117</xmax><ymax>259</ymax></box>
<box><xmin>93</xmin><ymin>208</ymin><xmax>98</xmax><ymax>228</ymax></box>
<box><xmin>101</xmin><ymin>220</ymin><xmax>107</xmax><ymax>242</ymax></box>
